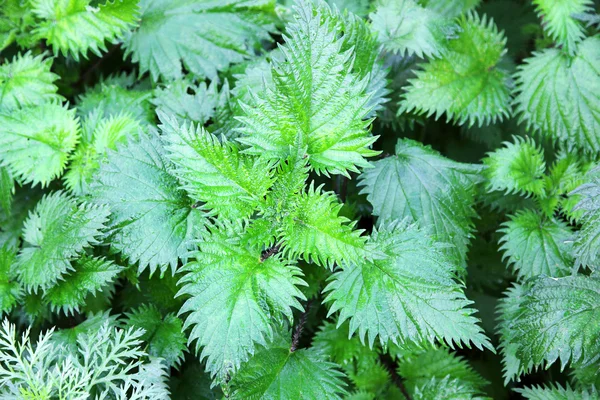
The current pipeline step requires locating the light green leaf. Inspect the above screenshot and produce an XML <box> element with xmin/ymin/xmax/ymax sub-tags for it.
<box><xmin>532</xmin><ymin>0</ymin><xmax>596</xmax><ymax>55</ymax></box>
<box><xmin>412</xmin><ymin>376</ymin><xmax>489</xmax><ymax>400</ymax></box>
<box><xmin>398</xmin><ymin>347</ymin><xmax>488</xmax><ymax>393</ymax></box>
<box><xmin>77</xmin><ymin>80</ymin><xmax>153</xmax><ymax>124</ymax></box>
<box><xmin>152</xmin><ymin>79</ymin><xmax>222</xmax><ymax>126</ymax></box>
<box><xmin>0</xmin><ymin>52</ymin><xmax>62</xmax><ymax>111</ymax></box>
<box><xmin>126</xmin><ymin>304</ymin><xmax>187</xmax><ymax>368</ymax></box>
<box><xmin>499</xmin><ymin>210</ymin><xmax>574</xmax><ymax>280</ymax></box>
<box><xmin>45</xmin><ymin>256</ymin><xmax>123</xmax><ymax>315</ymax></box>
<box><xmin>178</xmin><ymin>220</ymin><xmax>305</xmax><ymax>380</ymax></box>
<box><xmin>160</xmin><ymin>114</ymin><xmax>275</xmax><ymax>219</ymax></box>
<box><xmin>516</xmin><ymin>383</ymin><xmax>598</xmax><ymax>400</ymax></box>
<box><xmin>32</xmin><ymin>0</ymin><xmax>139</xmax><ymax>60</ymax></box>
<box><xmin>237</xmin><ymin>2</ymin><xmax>379</xmax><ymax>176</ymax></box>
<box><xmin>483</xmin><ymin>137</ymin><xmax>546</xmax><ymax>197</ymax></box>
<box><xmin>227</xmin><ymin>332</ymin><xmax>347</xmax><ymax>400</ymax></box>
<box><xmin>570</xmin><ymin>167</ymin><xmax>600</xmax><ymax>267</ymax></box>
<box><xmin>513</xmin><ymin>36</ymin><xmax>600</xmax><ymax>153</ymax></box>
<box><xmin>358</xmin><ymin>139</ymin><xmax>480</xmax><ymax>266</ymax></box>
<box><xmin>325</xmin><ymin>220</ymin><xmax>492</xmax><ymax>350</ymax></box>
<box><xmin>124</xmin><ymin>0</ymin><xmax>276</xmax><ymax>82</ymax></box>
<box><xmin>64</xmin><ymin>112</ymin><xmax>141</xmax><ymax>195</ymax></box>
<box><xmin>279</xmin><ymin>183</ymin><xmax>367</xmax><ymax>269</ymax></box>
<box><xmin>498</xmin><ymin>276</ymin><xmax>600</xmax><ymax>382</ymax></box>
<box><xmin>89</xmin><ymin>131</ymin><xmax>204</xmax><ymax>275</ymax></box>
<box><xmin>0</xmin><ymin>103</ymin><xmax>79</xmax><ymax>187</ymax></box>
<box><xmin>371</xmin><ymin>0</ymin><xmax>454</xmax><ymax>58</ymax></box>
<box><xmin>400</xmin><ymin>12</ymin><xmax>510</xmax><ymax>127</ymax></box>
<box><xmin>0</xmin><ymin>245</ymin><xmax>20</xmax><ymax>315</ymax></box>
<box><xmin>15</xmin><ymin>191</ymin><xmax>109</xmax><ymax>292</ymax></box>
<box><xmin>421</xmin><ymin>0</ymin><xmax>481</xmax><ymax>18</ymax></box>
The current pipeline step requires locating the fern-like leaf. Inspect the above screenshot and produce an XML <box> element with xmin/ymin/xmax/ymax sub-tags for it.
<box><xmin>0</xmin><ymin>103</ymin><xmax>79</xmax><ymax>187</ymax></box>
<box><xmin>513</xmin><ymin>36</ymin><xmax>600</xmax><ymax>153</ymax></box>
<box><xmin>325</xmin><ymin>220</ymin><xmax>492</xmax><ymax>350</ymax></box>
<box><xmin>124</xmin><ymin>0</ymin><xmax>276</xmax><ymax>82</ymax></box>
<box><xmin>89</xmin><ymin>132</ymin><xmax>204</xmax><ymax>275</ymax></box>
<box><xmin>15</xmin><ymin>191</ymin><xmax>109</xmax><ymax>292</ymax></box>
<box><xmin>400</xmin><ymin>12</ymin><xmax>510</xmax><ymax>127</ymax></box>
<box><xmin>499</xmin><ymin>210</ymin><xmax>574</xmax><ymax>280</ymax></box>
<box><xmin>237</xmin><ymin>2</ymin><xmax>379</xmax><ymax>177</ymax></box>
<box><xmin>32</xmin><ymin>0</ymin><xmax>139</xmax><ymax>60</ymax></box>
<box><xmin>178</xmin><ymin>220</ymin><xmax>306</xmax><ymax>381</ymax></box>
<box><xmin>0</xmin><ymin>52</ymin><xmax>62</xmax><ymax>111</ymax></box>
<box><xmin>498</xmin><ymin>276</ymin><xmax>600</xmax><ymax>382</ymax></box>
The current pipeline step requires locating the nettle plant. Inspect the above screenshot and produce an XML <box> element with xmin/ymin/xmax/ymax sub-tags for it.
<box><xmin>0</xmin><ymin>0</ymin><xmax>599</xmax><ymax>398</ymax></box>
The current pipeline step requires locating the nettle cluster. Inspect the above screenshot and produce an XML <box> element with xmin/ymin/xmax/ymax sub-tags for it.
<box><xmin>0</xmin><ymin>0</ymin><xmax>599</xmax><ymax>399</ymax></box>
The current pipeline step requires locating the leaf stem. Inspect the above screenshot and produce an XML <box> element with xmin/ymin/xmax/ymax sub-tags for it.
<box><xmin>379</xmin><ymin>353</ymin><xmax>412</xmax><ymax>400</ymax></box>
<box><xmin>290</xmin><ymin>300</ymin><xmax>311</xmax><ymax>352</ymax></box>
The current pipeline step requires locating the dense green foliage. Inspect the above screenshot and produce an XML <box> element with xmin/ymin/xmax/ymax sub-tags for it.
<box><xmin>0</xmin><ymin>0</ymin><xmax>599</xmax><ymax>398</ymax></box>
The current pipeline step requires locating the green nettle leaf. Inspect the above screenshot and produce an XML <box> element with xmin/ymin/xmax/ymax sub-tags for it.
<box><xmin>0</xmin><ymin>167</ymin><xmax>13</xmax><ymax>215</ymax></box>
<box><xmin>227</xmin><ymin>332</ymin><xmax>347</xmax><ymax>400</ymax></box>
<box><xmin>412</xmin><ymin>376</ymin><xmax>487</xmax><ymax>400</ymax></box>
<box><xmin>498</xmin><ymin>276</ymin><xmax>600</xmax><ymax>382</ymax></box>
<box><xmin>15</xmin><ymin>191</ymin><xmax>110</xmax><ymax>292</ymax></box>
<box><xmin>325</xmin><ymin>220</ymin><xmax>492</xmax><ymax>350</ymax></box>
<box><xmin>178</xmin><ymin>221</ymin><xmax>306</xmax><ymax>380</ymax></box>
<box><xmin>77</xmin><ymin>80</ymin><xmax>154</xmax><ymax>124</ymax></box>
<box><xmin>126</xmin><ymin>304</ymin><xmax>187</xmax><ymax>368</ymax></box>
<box><xmin>0</xmin><ymin>52</ymin><xmax>62</xmax><ymax>111</ymax></box>
<box><xmin>152</xmin><ymin>79</ymin><xmax>222</xmax><ymax>126</ymax></box>
<box><xmin>0</xmin><ymin>103</ymin><xmax>79</xmax><ymax>187</ymax></box>
<box><xmin>333</xmin><ymin>7</ymin><xmax>389</xmax><ymax>116</ymax></box>
<box><xmin>31</xmin><ymin>0</ymin><xmax>140</xmax><ymax>60</ymax></box>
<box><xmin>237</xmin><ymin>2</ymin><xmax>379</xmax><ymax>177</ymax></box>
<box><xmin>124</xmin><ymin>0</ymin><xmax>276</xmax><ymax>82</ymax></box>
<box><xmin>89</xmin><ymin>132</ymin><xmax>204</xmax><ymax>275</ymax></box>
<box><xmin>0</xmin><ymin>245</ymin><xmax>20</xmax><ymax>315</ymax></box>
<box><xmin>532</xmin><ymin>0</ymin><xmax>596</xmax><ymax>55</ymax></box>
<box><xmin>64</xmin><ymin>112</ymin><xmax>141</xmax><ymax>195</ymax></box>
<box><xmin>516</xmin><ymin>384</ymin><xmax>598</xmax><ymax>400</ymax></box>
<box><xmin>400</xmin><ymin>13</ymin><xmax>511</xmax><ymax>127</ymax></box>
<box><xmin>312</xmin><ymin>321</ymin><xmax>375</xmax><ymax>366</ymax></box>
<box><xmin>513</xmin><ymin>36</ymin><xmax>600</xmax><ymax>153</ymax></box>
<box><xmin>397</xmin><ymin>347</ymin><xmax>489</xmax><ymax>393</ymax></box>
<box><xmin>370</xmin><ymin>0</ymin><xmax>454</xmax><ymax>58</ymax></box>
<box><xmin>572</xmin><ymin>168</ymin><xmax>600</xmax><ymax>267</ymax></box>
<box><xmin>420</xmin><ymin>0</ymin><xmax>481</xmax><ymax>18</ymax></box>
<box><xmin>499</xmin><ymin>210</ymin><xmax>574</xmax><ymax>280</ymax></box>
<box><xmin>483</xmin><ymin>137</ymin><xmax>546</xmax><ymax>197</ymax></box>
<box><xmin>359</xmin><ymin>139</ymin><xmax>480</xmax><ymax>266</ymax></box>
<box><xmin>279</xmin><ymin>183</ymin><xmax>367</xmax><ymax>269</ymax></box>
<box><xmin>160</xmin><ymin>115</ymin><xmax>275</xmax><ymax>219</ymax></box>
<box><xmin>45</xmin><ymin>256</ymin><xmax>123</xmax><ymax>315</ymax></box>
